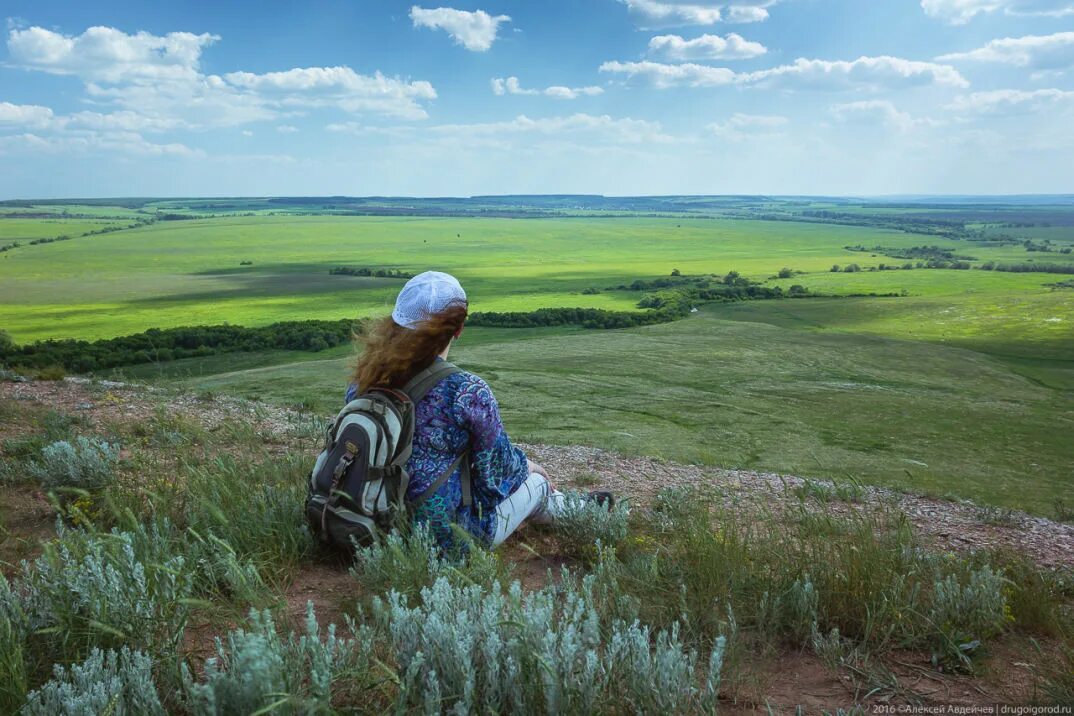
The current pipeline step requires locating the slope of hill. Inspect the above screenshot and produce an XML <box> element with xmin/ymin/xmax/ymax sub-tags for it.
<box><xmin>2</xmin><ymin>376</ymin><xmax>1072</xmax><ymax>712</ymax></box>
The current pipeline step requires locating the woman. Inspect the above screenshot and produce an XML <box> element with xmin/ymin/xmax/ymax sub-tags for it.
<box><xmin>348</xmin><ymin>271</ymin><xmax>606</xmax><ymax>552</ymax></box>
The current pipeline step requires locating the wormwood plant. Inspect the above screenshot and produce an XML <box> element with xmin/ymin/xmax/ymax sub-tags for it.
<box><xmin>552</xmin><ymin>491</ymin><xmax>630</xmax><ymax>559</ymax></box>
<box><xmin>928</xmin><ymin>566</ymin><xmax>1010</xmax><ymax>669</ymax></box>
<box><xmin>376</xmin><ymin>576</ymin><xmax>726</xmax><ymax>715</ymax></box>
<box><xmin>5</xmin><ymin>523</ymin><xmax>193</xmax><ymax>662</ymax></box>
<box><xmin>20</xmin><ymin>647</ymin><xmax>164</xmax><ymax>716</ymax></box>
<box><xmin>350</xmin><ymin>523</ymin><xmax>506</xmax><ymax>602</ymax></box>
<box><xmin>182</xmin><ymin>604</ymin><xmax>371</xmax><ymax>715</ymax></box>
<box><xmin>27</xmin><ymin>436</ymin><xmax>119</xmax><ymax>490</ymax></box>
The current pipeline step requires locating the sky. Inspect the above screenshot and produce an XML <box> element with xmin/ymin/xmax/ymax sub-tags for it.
<box><xmin>0</xmin><ymin>0</ymin><xmax>1072</xmax><ymax>198</ymax></box>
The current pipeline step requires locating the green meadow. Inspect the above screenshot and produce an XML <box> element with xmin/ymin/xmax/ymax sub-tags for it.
<box><xmin>2</xmin><ymin>198</ymin><xmax>1073</xmax><ymax>513</ymax></box>
<box><xmin>2</xmin><ymin>211</ymin><xmax>1039</xmax><ymax>342</ymax></box>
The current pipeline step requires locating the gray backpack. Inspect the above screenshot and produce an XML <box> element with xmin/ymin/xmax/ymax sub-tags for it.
<box><xmin>305</xmin><ymin>360</ymin><xmax>473</xmax><ymax>550</ymax></box>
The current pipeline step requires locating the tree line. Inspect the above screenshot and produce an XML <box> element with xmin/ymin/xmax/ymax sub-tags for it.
<box><xmin>328</xmin><ymin>267</ymin><xmax>415</xmax><ymax>278</ymax></box>
<box><xmin>0</xmin><ymin>320</ymin><xmax>355</xmax><ymax>373</ymax></box>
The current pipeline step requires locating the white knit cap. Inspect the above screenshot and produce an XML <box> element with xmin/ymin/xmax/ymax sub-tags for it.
<box><xmin>391</xmin><ymin>271</ymin><xmax>468</xmax><ymax>329</ymax></box>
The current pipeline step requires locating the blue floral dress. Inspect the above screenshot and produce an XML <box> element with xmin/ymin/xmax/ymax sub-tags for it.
<box><xmin>344</xmin><ymin>362</ymin><xmax>530</xmax><ymax>551</ymax></box>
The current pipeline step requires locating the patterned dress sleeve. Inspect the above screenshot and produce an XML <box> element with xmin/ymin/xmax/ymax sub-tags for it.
<box><xmin>451</xmin><ymin>373</ymin><xmax>530</xmax><ymax>514</ymax></box>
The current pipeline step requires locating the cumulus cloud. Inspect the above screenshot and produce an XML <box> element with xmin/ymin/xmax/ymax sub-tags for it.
<box><xmin>0</xmin><ymin>102</ymin><xmax>54</xmax><ymax>128</ymax></box>
<box><xmin>937</xmin><ymin>32</ymin><xmax>1074</xmax><ymax>70</ymax></box>
<box><xmin>491</xmin><ymin>76</ymin><xmax>604</xmax><ymax>99</ymax></box>
<box><xmin>223</xmin><ymin>66</ymin><xmax>436</xmax><ymax>119</ymax></box>
<box><xmin>409</xmin><ymin>6</ymin><xmax>510</xmax><ymax>51</ymax></box>
<box><xmin>620</xmin><ymin>0</ymin><xmax>779</xmax><ymax>27</ymax></box>
<box><xmin>707</xmin><ymin>112</ymin><xmax>787</xmax><ymax>139</ymax></box>
<box><xmin>6</xmin><ymin>25</ymin><xmax>218</xmax><ymax>82</ymax></box>
<box><xmin>601</xmin><ymin>55</ymin><xmax>968</xmax><ymax>89</ymax></box>
<box><xmin>3</xmin><ymin>25</ymin><xmax>438</xmax><ymax>137</ymax></box>
<box><xmin>947</xmin><ymin>87</ymin><xmax>1074</xmax><ymax>112</ymax></box>
<box><xmin>831</xmin><ymin>100</ymin><xmax>939</xmax><ymax>131</ymax></box>
<box><xmin>739</xmin><ymin>56</ymin><xmax>968</xmax><ymax>89</ymax></box>
<box><xmin>648</xmin><ymin>32</ymin><xmax>766</xmax><ymax>60</ymax></box>
<box><xmin>921</xmin><ymin>0</ymin><xmax>1074</xmax><ymax>23</ymax></box>
<box><xmin>726</xmin><ymin>5</ymin><xmax>771</xmax><ymax>22</ymax></box>
<box><xmin>599</xmin><ymin>60</ymin><xmax>737</xmax><ymax>87</ymax></box>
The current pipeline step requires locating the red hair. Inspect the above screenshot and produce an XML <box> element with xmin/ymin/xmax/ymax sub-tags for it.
<box><xmin>352</xmin><ymin>303</ymin><xmax>468</xmax><ymax>392</ymax></box>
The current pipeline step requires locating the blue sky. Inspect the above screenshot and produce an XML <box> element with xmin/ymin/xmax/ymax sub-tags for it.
<box><xmin>1</xmin><ymin>0</ymin><xmax>1072</xmax><ymax>197</ymax></box>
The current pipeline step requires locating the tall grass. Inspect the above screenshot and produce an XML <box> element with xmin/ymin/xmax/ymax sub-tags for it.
<box><xmin>604</xmin><ymin>488</ymin><xmax>1024</xmax><ymax>672</ymax></box>
<box><xmin>171</xmin><ymin>453</ymin><xmax>313</xmax><ymax>584</ymax></box>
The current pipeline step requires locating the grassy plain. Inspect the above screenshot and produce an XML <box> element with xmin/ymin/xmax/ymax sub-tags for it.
<box><xmin>0</xmin><ymin>213</ymin><xmax>1039</xmax><ymax>342</ymax></box>
<box><xmin>161</xmin><ymin>305</ymin><xmax>1072</xmax><ymax>514</ymax></box>
<box><xmin>2</xmin><ymin>198</ymin><xmax>1073</xmax><ymax>513</ymax></box>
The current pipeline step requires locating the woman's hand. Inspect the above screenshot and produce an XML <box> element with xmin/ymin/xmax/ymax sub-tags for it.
<box><xmin>527</xmin><ymin>458</ymin><xmax>548</xmax><ymax>479</ymax></box>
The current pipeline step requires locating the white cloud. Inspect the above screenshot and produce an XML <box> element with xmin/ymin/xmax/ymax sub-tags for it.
<box><xmin>620</xmin><ymin>0</ymin><xmax>723</xmax><ymax>26</ymax></box>
<box><xmin>947</xmin><ymin>87</ymin><xmax>1074</xmax><ymax>112</ymax></box>
<box><xmin>649</xmin><ymin>32</ymin><xmax>766</xmax><ymax>59</ymax></box>
<box><xmin>921</xmin><ymin>0</ymin><xmax>1074</xmax><ymax>23</ymax></box>
<box><xmin>620</xmin><ymin>0</ymin><xmax>780</xmax><ymax>27</ymax></box>
<box><xmin>601</xmin><ymin>55</ymin><xmax>968</xmax><ymax>89</ymax></box>
<box><xmin>707</xmin><ymin>112</ymin><xmax>787</xmax><ymax>139</ymax></box>
<box><xmin>831</xmin><ymin>100</ymin><xmax>938</xmax><ymax>131</ymax></box>
<box><xmin>6</xmin><ymin>25</ymin><xmax>218</xmax><ymax>82</ymax></box>
<box><xmin>937</xmin><ymin>32</ymin><xmax>1074</xmax><ymax>70</ymax></box>
<box><xmin>276</xmin><ymin>125</ymin><xmax>299</xmax><ymax>133</ymax></box>
<box><xmin>739</xmin><ymin>55</ymin><xmax>969</xmax><ymax>89</ymax></box>
<box><xmin>431</xmin><ymin>113</ymin><xmax>674</xmax><ymax>144</ymax></box>
<box><xmin>4</xmin><ymin>25</ymin><xmax>438</xmax><ymax>134</ymax></box>
<box><xmin>599</xmin><ymin>60</ymin><xmax>737</xmax><ymax>87</ymax></box>
<box><xmin>223</xmin><ymin>66</ymin><xmax>437</xmax><ymax>119</ymax></box>
<box><xmin>491</xmin><ymin>76</ymin><xmax>604</xmax><ymax>99</ymax></box>
<box><xmin>0</xmin><ymin>102</ymin><xmax>54</xmax><ymax>128</ymax></box>
<box><xmin>409</xmin><ymin>6</ymin><xmax>510</xmax><ymax>52</ymax></box>
<box><xmin>0</xmin><ymin>130</ymin><xmax>200</xmax><ymax>157</ymax></box>
<box><xmin>726</xmin><ymin>5</ymin><xmax>771</xmax><ymax>22</ymax></box>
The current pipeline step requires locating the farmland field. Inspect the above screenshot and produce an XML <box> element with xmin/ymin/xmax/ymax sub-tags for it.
<box><xmin>2</xmin><ymin>196</ymin><xmax>1073</xmax><ymax>513</ymax></box>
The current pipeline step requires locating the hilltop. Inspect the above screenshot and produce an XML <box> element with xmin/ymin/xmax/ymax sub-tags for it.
<box><xmin>2</xmin><ymin>375</ymin><xmax>1072</xmax><ymax>712</ymax></box>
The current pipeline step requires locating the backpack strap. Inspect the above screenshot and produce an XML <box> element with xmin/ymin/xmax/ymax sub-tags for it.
<box><xmin>410</xmin><ymin>449</ymin><xmax>472</xmax><ymax>510</ymax></box>
<box><xmin>402</xmin><ymin>360</ymin><xmax>462</xmax><ymax>404</ymax></box>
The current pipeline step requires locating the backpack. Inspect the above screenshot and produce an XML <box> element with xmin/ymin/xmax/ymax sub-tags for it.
<box><xmin>305</xmin><ymin>360</ymin><xmax>473</xmax><ymax>550</ymax></box>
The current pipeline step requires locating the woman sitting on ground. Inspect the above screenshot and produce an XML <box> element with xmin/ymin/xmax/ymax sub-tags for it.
<box><xmin>348</xmin><ymin>271</ymin><xmax>611</xmax><ymax>552</ymax></box>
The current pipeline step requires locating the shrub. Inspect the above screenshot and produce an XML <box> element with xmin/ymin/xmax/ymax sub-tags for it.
<box><xmin>182</xmin><ymin>604</ymin><xmax>370</xmax><ymax>715</ymax></box>
<box><xmin>34</xmin><ymin>365</ymin><xmax>66</xmax><ymax>381</ymax></box>
<box><xmin>376</xmin><ymin>576</ymin><xmax>726</xmax><ymax>714</ymax></box>
<box><xmin>552</xmin><ymin>492</ymin><xmax>630</xmax><ymax>559</ymax></box>
<box><xmin>7</xmin><ymin>523</ymin><xmax>193</xmax><ymax>661</ymax></box>
<box><xmin>778</xmin><ymin>267</ymin><xmax>795</xmax><ymax>278</ymax></box>
<box><xmin>28</xmin><ymin>437</ymin><xmax>119</xmax><ymax>491</ymax></box>
<box><xmin>350</xmin><ymin>522</ymin><xmax>506</xmax><ymax>602</ymax></box>
<box><xmin>20</xmin><ymin>647</ymin><xmax>163</xmax><ymax>716</ymax></box>
<box><xmin>928</xmin><ymin>566</ymin><xmax>1010</xmax><ymax>669</ymax></box>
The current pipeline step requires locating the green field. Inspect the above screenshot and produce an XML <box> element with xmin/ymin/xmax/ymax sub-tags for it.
<box><xmin>2</xmin><ymin>197</ymin><xmax>1072</xmax><ymax>514</ymax></box>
